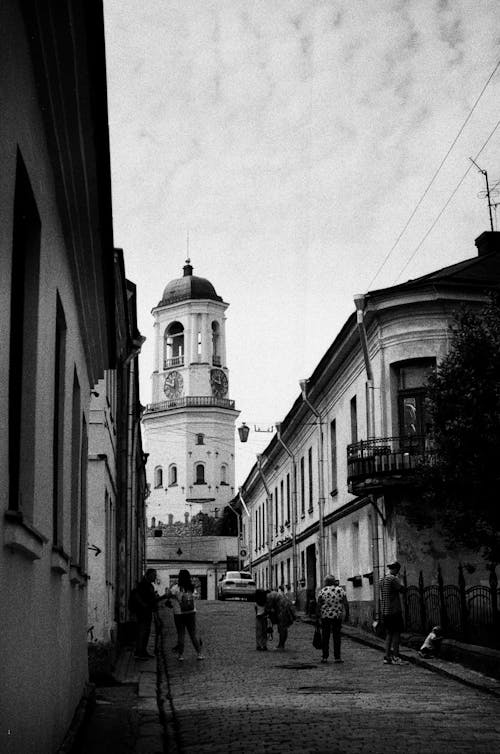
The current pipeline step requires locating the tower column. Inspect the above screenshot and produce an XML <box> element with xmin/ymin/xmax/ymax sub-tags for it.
<box><xmin>221</xmin><ymin>316</ymin><xmax>227</xmax><ymax>368</ymax></box>
<box><xmin>201</xmin><ymin>312</ymin><xmax>210</xmax><ymax>363</ymax></box>
<box><xmin>191</xmin><ymin>313</ymin><xmax>199</xmax><ymax>363</ymax></box>
<box><xmin>154</xmin><ymin>320</ymin><xmax>161</xmax><ymax>371</ymax></box>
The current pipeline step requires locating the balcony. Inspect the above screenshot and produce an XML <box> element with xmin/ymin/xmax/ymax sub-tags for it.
<box><xmin>164</xmin><ymin>356</ymin><xmax>184</xmax><ymax>369</ymax></box>
<box><xmin>347</xmin><ymin>435</ymin><xmax>434</xmax><ymax>494</ymax></box>
<box><xmin>144</xmin><ymin>396</ymin><xmax>236</xmax><ymax>414</ymax></box>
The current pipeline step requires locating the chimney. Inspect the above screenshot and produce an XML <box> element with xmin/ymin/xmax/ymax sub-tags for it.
<box><xmin>474</xmin><ymin>231</ymin><xmax>500</xmax><ymax>257</ymax></box>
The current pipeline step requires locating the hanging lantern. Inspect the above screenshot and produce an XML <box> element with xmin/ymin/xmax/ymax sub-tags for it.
<box><xmin>238</xmin><ymin>422</ymin><xmax>250</xmax><ymax>443</ymax></box>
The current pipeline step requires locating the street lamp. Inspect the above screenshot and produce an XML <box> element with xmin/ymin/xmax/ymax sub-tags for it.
<box><xmin>238</xmin><ymin>422</ymin><xmax>250</xmax><ymax>443</ymax></box>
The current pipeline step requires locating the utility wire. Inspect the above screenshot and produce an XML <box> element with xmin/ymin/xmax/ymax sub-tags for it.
<box><xmin>395</xmin><ymin>115</ymin><xmax>500</xmax><ymax>282</ymax></box>
<box><xmin>367</xmin><ymin>58</ymin><xmax>500</xmax><ymax>290</ymax></box>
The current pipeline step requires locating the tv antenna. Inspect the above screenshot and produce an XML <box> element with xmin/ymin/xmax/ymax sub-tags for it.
<box><xmin>469</xmin><ymin>158</ymin><xmax>500</xmax><ymax>231</ymax></box>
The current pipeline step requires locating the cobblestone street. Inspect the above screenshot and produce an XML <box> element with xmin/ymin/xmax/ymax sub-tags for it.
<box><xmin>158</xmin><ymin>601</ymin><xmax>500</xmax><ymax>754</ymax></box>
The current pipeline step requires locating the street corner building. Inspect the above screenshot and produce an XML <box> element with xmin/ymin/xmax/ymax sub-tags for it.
<box><xmin>0</xmin><ymin>2</ymin><xmax>146</xmax><ymax>752</ymax></box>
<box><xmin>238</xmin><ymin>230</ymin><xmax>500</xmax><ymax>632</ymax></box>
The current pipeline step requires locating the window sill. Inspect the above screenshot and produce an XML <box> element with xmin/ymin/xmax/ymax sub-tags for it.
<box><xmin>300</xmin><ymin>513</ymin><xmax>305</xmax><ymax>519</ymax></box>
<box><xmin>51</xmin><ymin>545</ymin><xmax>70</xmax><ymax>574</ymax></box>
<box><xmin>308</xmin><ymin>507</ymin><xmax>314</xmax><ymax>514</ymax></box>
<box><xmin>168</xmin><ymin>483</ymin><xmax>178</xmax><ymax>487</ymax></box>
<box><xmin>330</xmin><ymin>488</ymin><xmax>338</xmax><ymax>498</ymax></box>
<box><xmin>69</xmin><ymin>564</ymin><xmax>87</xmax><ymax>587</ymax></box>
<box><xmin>193</xmin><ymin>482</ymin><xmax>206</xmax><ymax>486</ymax></box>
<box><xmin>4</xmin><ymin>511</ymin><xmax>48</xmax><ymax>560</ymax></box>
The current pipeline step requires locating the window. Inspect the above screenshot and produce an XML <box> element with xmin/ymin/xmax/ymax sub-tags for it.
<box><xmin>78</xmin><ymin>416</ymin><xmax>88</xmax><ymax>568</ymax></box>
<box><xmin>280</xmin><ymin>480</ymin><xmax>284</xmax><ymax>527</ymax></box>
<box><xmin>154</xmin><ymin>467</ymin><xmax>163</xmax><ymax>488</ymax></box>
<box><xmin>212</xmin><ymin>321</ymin><xmax>221</xmax><ymax>365</ymax></box>
<box><xmin>52</xmin><ymin>296</ymin><xmax>67</xmax><ymax>545</ymax></box>
<box><xmin>274</xmin><ymin>488</ymin><xmax>278</xmax><ymax>533</ymax></box>
<box><xmin>220</xmin><ymin>464</ymin><xmax>227</xmax><ymax>484</ymax></box>
<box><xmin>352</xmin><ymin>521</ymin><xmax>360</xmax><ymax>576</ymax></box>
<box><xmin>164</xmin><ymin>321</ymin><xmax>184</xmax><ymax>367</ymax></box>
<box><xmin>308</xmin><ymin>446</ymin><xmax>313</xmax><ymax>511</ymax></box>
<box><xmin>286</xmin><ymin>473</ymin><xmax>290</xmax><ymax>522</ymax></box>
<box><xmin>350</xmin><ymin>396</ymin><xmax>358</xmax><ymax>444</ymax></box>
<box><xmin>169</xmin><ymin>465</ymin><xmax>177</xmax><ymax>486</ymax></box>
<box><xmin>330</xmin><ymin>419</ymin><xmax>337</xmax><ymax>493</ymax></box>
<box><xmin>397</xmin><ymin>359</ymin><xmax>435</xmax><ymax>438</ymax></box>
<box><xmin>195</xmin><ymin>463</ymin><xmax>205</xmax><ymax>484</ymax></box>
<box><xmin>8</xmin><ymin>151</ymin><xmax>41</xmax><ymax>516</ymax></box>
<box><xmin>70</xmin><ymin>370</ymin><xmax>81</xmax><ymax>561</ymax></box>
<box><xmin>196</xmin><ymin>433</ymin><xmax>205</xmax><ymax>445</ymax></box>
<box><xmin>300</xmin><ymin>457</ymin><xmax>305</xmax><ymax>516</ymax></box>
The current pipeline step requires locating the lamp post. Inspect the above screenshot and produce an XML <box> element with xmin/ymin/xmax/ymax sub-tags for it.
<box><xmin>275</xmin><ymin>422</ymin><xmax>298</xmax><ymax>603</ymax></box>
<box><xmin>299</xmin><ymin>379</ymin><xmax>326</xmax><ymax>587</ymax></box>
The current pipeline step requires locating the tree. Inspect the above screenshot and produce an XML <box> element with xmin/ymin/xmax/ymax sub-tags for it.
<box><xmin>406</xmin><ymin>295</ymin><xmax>500</xmax><ymax>565</ymax></box>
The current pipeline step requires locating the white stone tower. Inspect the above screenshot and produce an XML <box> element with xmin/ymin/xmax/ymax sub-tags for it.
<box><xmin>142</xmin><ymin>260</ymin><xmax>239</xmax><ymax>525</ymax></box>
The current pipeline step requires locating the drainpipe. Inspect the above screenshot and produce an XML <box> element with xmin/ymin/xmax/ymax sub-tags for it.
<box><xmin>353</xmin><ymin>294</ymin><xmax>375</xmax><ymax>440</ymax></box>
<box><xmin>275</xmin><ymin>423</ymin><xmax>298</xmax><ymax>602</ymax></box>
<box><xmin>256</xmin><ymin>454</ymin><xmax>273</xmax><ymax>588</ymax></box>
<box><xmin>299</xmin><ymin>380</ymin><xmax>326</xmax><ymax>587</ymax></box>
<box><xmin>354</xmin><ymin>294</ymin><xmax>382</xmax><ymax>614</ymax></box>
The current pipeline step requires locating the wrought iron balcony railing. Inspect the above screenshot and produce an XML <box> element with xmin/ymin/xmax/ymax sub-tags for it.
<box><xmin>144</xmin><ymin>396</ymin><xmax>236</xmax><ymax>413</ymax></box>
<box><xmin>347</xmin><ymin>434</ymin><xmax>435</xmax><ymax>490</ymax></box>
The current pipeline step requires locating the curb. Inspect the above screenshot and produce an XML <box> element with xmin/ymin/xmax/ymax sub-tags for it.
<box><xmin>299</xmin><ymin>615</ymin><xmax>500</xmax><ymax>698</ymax></box>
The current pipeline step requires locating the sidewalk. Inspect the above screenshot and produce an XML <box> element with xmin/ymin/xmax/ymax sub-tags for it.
<box><xmin>298</xmin><ymin>611</ymin><xmax>500</xmax><ymax>698</ymax></box>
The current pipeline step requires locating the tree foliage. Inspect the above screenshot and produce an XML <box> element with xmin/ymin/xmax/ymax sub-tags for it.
<box><xmin>407</xmin><ymin>295</ymin><xmax>500</xmax><ymax>564</ymax></box>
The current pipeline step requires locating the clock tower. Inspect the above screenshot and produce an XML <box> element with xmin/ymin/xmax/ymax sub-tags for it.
<box><xmin>142</xmin><ymin>260</ymin><xmax>239</xmax><ymax>525</ymax></box>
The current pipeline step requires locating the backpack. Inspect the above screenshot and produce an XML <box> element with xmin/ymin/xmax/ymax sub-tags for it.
<box><xmin>179</xmin><ymin>589</ymin><xmax>195</xmax><ymax>613</ymax></box>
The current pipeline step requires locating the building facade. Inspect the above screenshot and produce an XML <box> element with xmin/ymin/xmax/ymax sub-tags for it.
<box><xmin>142</xmin><ymin>260</ymin><xmax>240</xmax><ymax>525</ymax></box>
<box><xmin>0</xmin><ymin>3</ymin><xmax>146</xmax><ymax>751</ymax></box>
<box><xmin>239</xmin><ymin>233</ymin><xmax>500</xmax><ymax>628</ymax></box>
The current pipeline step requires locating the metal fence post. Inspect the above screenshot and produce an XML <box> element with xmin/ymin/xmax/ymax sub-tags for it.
<box><xmin>437</xmin><ymin>564</ymin><xmax>448</xmax><ymax>632</ymax></box>
<box><xmin>458</xmin><ymin>563</ymin><xmax>469</xmax><ymax>639</ymax></box>
<box><xmin>418</xmin><ymin>570</ymin><xmax>426</xmax><ymax>632</ymax></box>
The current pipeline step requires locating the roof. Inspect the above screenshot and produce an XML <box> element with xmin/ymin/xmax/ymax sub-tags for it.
<box><xmin>158</xmin><ymin>260</ymin><xmax>223</xmax><ymax>307</ymax></box>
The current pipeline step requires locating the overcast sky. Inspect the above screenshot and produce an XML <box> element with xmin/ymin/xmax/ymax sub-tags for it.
<box><xmin>103</xmin><ymin>0</ymin><xmax>500</xmax><ymax>483</ymax></box>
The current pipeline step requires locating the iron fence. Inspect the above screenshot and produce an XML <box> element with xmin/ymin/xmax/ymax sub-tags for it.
<box><xmin>403</xmin><ymin>564</ymin><xmax>499</xmax><ymax>648</ymax></box>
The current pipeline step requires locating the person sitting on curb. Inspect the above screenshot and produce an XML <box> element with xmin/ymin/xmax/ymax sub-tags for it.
<box><xmin>379</xmin><ymin>560</ymin><xmax>407</xmax><ymax>665</ymax></box>
<box><xmin>316</xmin><ymin>575</ymin><xmax>350</xmax><ymax>664</ymax></box>
<box><xmin>419</xmin><ymin>626</ymin><xmax>443</xmax><ymax>658</ymax></box>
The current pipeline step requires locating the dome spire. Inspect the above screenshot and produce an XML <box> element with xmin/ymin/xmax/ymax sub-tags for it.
<box><xmin>183</xmin><ymin>229</ymin><xmax>193</xmax><ymax>276</ymax></box>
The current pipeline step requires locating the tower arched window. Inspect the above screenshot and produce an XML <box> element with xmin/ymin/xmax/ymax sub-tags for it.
<box><xmin>154</xmin><ymin>466</ymin><xmax>163</xmax><ymax>488</ymax></box>
<box><xmin>195</xmin><ymin>463</ymin><xmax>206</xmax><ymax>485</ymax></box>
<box><xmin>196</xmin><ymin>433</ymin><xmax>205</xmax><ymax>445</ymax></box>
<box><xmin>164</xmin><ymin>321</ymin><xmax>184</xmax><ymax>368</ymax></box>
<box><xmin>220</xmin><ymin>464</ymin><xmax>228</xmax><ymax>485</ymax></box>
<box><xmin>212</xmin><ymin>321</ymin><xmax>221</xmax><ymax>366</ymax></box>
<box><xmin>169</xmin><ymin>464</ymin><xmax>178</xmax><ymax>486</ymax></box>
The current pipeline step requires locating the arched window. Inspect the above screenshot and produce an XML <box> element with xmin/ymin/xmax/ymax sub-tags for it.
<box><xmin>195</xmin><ymin>463</ymin><xmax>205</xmax><ymax>484</ymax></box>
<box><xmin>169</xmin><ymin>464</ymin><xmax>178</xmax><ymax>486</ymax></box>
<box><xmin>212</xmin><ymin>321</ymin><xmax>221</xmax><ymax>366</ymax></box>
<box><xmin>164</xmin><ymin>321</ymin><xmax>184</xmax><ymax>368</ymax></box>
<box><xmin>196</xmin><ymin>433</ymin><xmax>205</xmax><ymax>445</ymax></box>
<box><xmin>154</xmin><ymin>467</ymin><xmax>163</xmax><ymax>488</ymax></box>
<box><xmin>220</xmin><ymin>464</ymin><xmax>227</xmax><ymax>485</ymax></box>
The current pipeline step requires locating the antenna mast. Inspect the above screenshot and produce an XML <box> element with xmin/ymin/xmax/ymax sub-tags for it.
<box><xmin>470</xmin><ymin>158</ymin><xmax>495</xmax><ymax>231</ymax></box>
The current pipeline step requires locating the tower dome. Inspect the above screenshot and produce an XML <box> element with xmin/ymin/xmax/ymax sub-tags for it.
<box><xmin>158</xmin><ymin>260</ymin><xmax>222</xmax><ymax>306</ymax></box>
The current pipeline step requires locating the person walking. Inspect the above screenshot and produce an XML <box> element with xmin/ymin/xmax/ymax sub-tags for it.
<box><xmin>255</xmin><ymin>588</ymin><xmax>269</xmax><ymax>651</ymax></box>
<box><xmin>316</xmin><ymin>575</ymin><xmax>350</xmax><ymax>664</ymax></box>
<box><xmin>379</xmin><ymin>560</ymin><xmax>406</xmax><ymax>665</ymax></box>
<box><xmin>131</xmin><ymin>568</ymin><xmax>161</xmax><ymax>660</ymax></box>
<box><xmin>266</xmin><ymin>588</ymin><xmax>296</xmax><ymax>650</ymax></box>
<box><xmin>167</xmin><ymin>569</ymin><xmax>204</xmax><ymax>661</ymax></box>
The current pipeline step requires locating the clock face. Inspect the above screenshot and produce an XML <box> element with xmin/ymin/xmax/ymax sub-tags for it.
<box><xmin>163</xmin><ymin>370</ymin><xmax>183</xmax><ymax>399</ymax></box>
<box><xmin>210</xmin><ymin>368</ymin><xmax>228</xmax><ymax>398</ymax></box>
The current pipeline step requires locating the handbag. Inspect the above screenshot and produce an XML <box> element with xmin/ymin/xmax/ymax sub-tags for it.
<box><xmin>312</xmin><ymin>624</ymin><xmax>322</xmax><ymax>650</ymax></box>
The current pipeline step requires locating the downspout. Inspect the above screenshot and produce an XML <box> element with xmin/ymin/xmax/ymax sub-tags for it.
<box><xmin>299</xmin><ymin>381</ymin><xmax>326</xmax><ymax>587</ymax></box>
<box><xmin>275</xmin><ymin>423</ymin><xmax>298</xmax><ymax>603</ymax></box>
<box><xmin>256</xmin><ymin>455</ymin><xmax>273</xmax><ymax>588</ymax></box>
<box><xmin>353</xmin><ymin>294</ymin><xmax>381</xmax><ymax>614</ymax></box>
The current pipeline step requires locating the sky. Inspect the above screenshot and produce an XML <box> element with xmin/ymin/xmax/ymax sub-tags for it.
<box><xmin>103</xmin><ymin>0</ymin><xmax>500</xmax><ymax>484</ymax></box>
